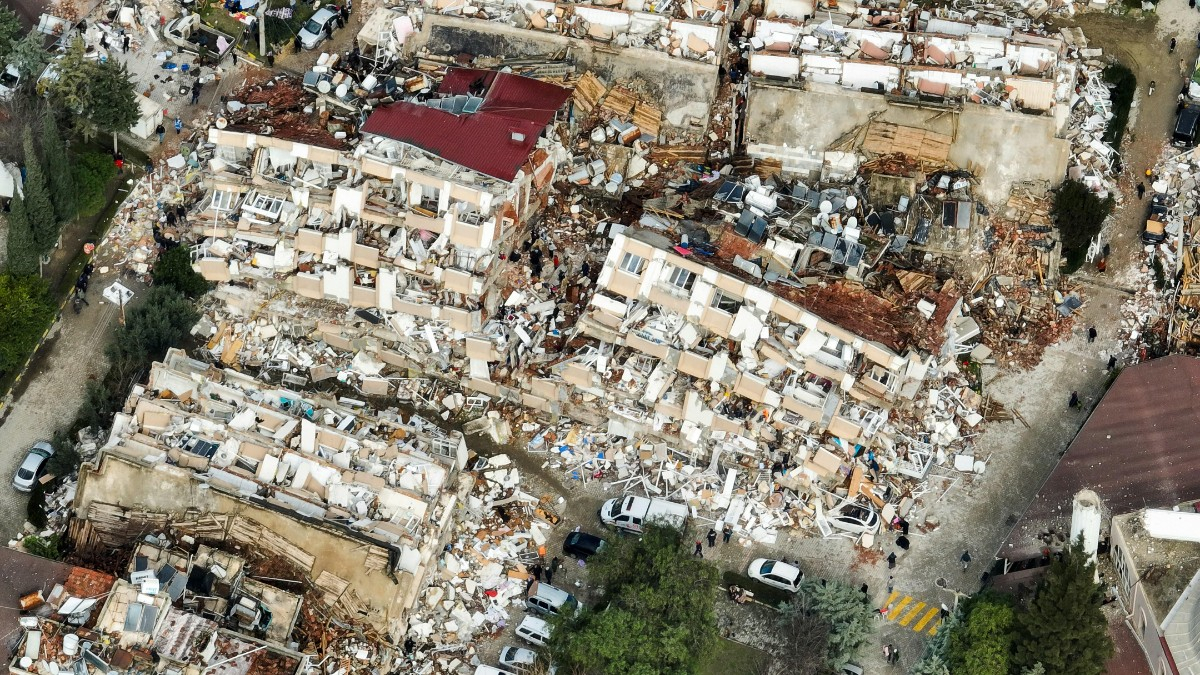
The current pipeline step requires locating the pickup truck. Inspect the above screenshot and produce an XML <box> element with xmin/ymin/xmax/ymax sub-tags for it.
<box><xmin>164</xmin><ymin>14</ymin><xmax>238</xmax><ymax>61</ymax></box>
<box><xmin>600</xmin><ymin>496</ymin><xmax>688</xmax><ymax>534</ymax></box>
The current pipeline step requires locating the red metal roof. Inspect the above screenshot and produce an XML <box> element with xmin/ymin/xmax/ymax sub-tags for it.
<box><xmin>365</xmin><ymin>70</ymin><xmax>571</xmax><ymax>181</ymax></box>
<box><xmin>1004</xmin><ymin>355</ymin><xmax>1200</xmax><ymax>558</ymax></box>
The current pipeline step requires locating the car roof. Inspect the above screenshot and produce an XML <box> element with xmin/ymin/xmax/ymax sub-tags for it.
<box><xmin>755</xmin><ymin>558</ymin><xmax>801</xmax><ymax>582</ymax></box>
<box><xmin>19</xmin><ymin>453</ymin><xmax>46</xmax><ymax>471</ymax></box>
<box><xmin>500</xmin><ymin>646</ymin><xmax>536</xmax><ymax>664</ymax></box>
<box><xmin>518</xmin><ymin>615</ymin><xmax>550</xmax><ymax>631</ymax></box>
<box><xmin>311</xmin><ymin>7</ymin><xmax>337</xmax><ymax>20</ymax></box>
<box><xmin>31</xmin><ymin>442</ymin><xmax>54</xmax><ymax>456</ymax></box>
<box><xmin>531</xmin><ymin>583</ymin><xmax>574</xmax><ymax>604</ymax></box>
<box><xmin>567</xmin><ymin>531</ymin><xmax>603</xmax><ymax>547</ymax></box>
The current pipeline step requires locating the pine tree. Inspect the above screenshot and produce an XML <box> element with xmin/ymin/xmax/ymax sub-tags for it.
<box><xmin>21</xmin><ymin>126</ymin><xmax>57</xmax><ymax>259</ymax></box>
<box><xmin>40</xmin><ymin>115</ymin><xmax>77</xmax><ymax>224</ymax></box>
<box><xmin>1011</xmin><ymin>538</ymin><xmax>1113</xmax><ymax>675</ymax></box>
<box><xmin>6</xmin><ymin>193</ymin><xmax>38</xmax><ymax>276</ymax></box>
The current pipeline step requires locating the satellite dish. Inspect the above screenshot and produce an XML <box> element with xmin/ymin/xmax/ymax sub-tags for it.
<box><xmin>215</xmin><ymin>117</ymin><xmax>228</xmax><ymax>129</ymax></box>
<box><xmin>819</xmin><ymin>200</ymin><xmax>833</xmax><ymax>214</ymax></box>
<box><xmin>846</xmin><ymin>216</ymin><xmax>858</xmax><ymax>229</ymax></box>
<box><xmin>846</xmin><ymin>195</ymin><xmax>858</xmax><ymax>210</ymax></box>
<box><xmin>317</xmin><ymin>80</ymin><xmax>332</xmax><ymax>93</ymax></box>
<box><xmin>335</xmin><ymin>83</ymin><xmax>349</xmax><ymax>98</ymax></box>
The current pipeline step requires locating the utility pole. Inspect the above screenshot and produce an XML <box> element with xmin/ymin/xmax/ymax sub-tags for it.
<box><xmin>257</xmin><ymin>0</ymin><xmax>267</xmax><ymax>56</ymax></box>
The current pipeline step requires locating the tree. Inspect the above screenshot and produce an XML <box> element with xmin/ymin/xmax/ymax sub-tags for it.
<box><xmin>786</xmin><ymin>579</ymin><xmax>876</xmax><ymax>669</ymax></box>
<box><xmin>909</xmin><ymin>655</ymin><xmax>951</xmax><ymax>675</ymax></box>
<box><xmin>548</xmin><ymin>523</ymin><xmax>720</xmax><ymax>675</ymax></box>
<box><xmin>88</xmin><ymin>59</ymin><xmax>139</xmax><ymax>139</ymax></box>
<box><xmin>771</xmin><ymin>603</ymin><xmax>834</xmax><ymax>675</ymax></box>
<box><xmin>109</xmin><ymin>285</ymin><xmax>200</xmax><ymax>366</ymax></box>
<box><xmin>7</xmin><ymin>31</ymin><xmax>50</xmax><ymax>82</ymax></box>
<box><xmin>153</xmin><ymin>246</ymin><xmax>211</xmax><ymax>298</ymax></box>
<box><xmin>6</xmin><ymin>192</ymin><xmax>38</xmax><ymax>275</ymax></box>
<box><xmin>21</xmin><ymin>126</ymin><xmax>57</xmax><ymax>258</ymax></box>
<box><xmin>0</xmin><ymin>273</ymin><xmax>55</xmax><ymax>373</ymax></box>
<box><xmin>46</xmin><ymin>427</ymin><xmax>81</xmax><ymax>479</ymax></box>
<box><xmin>26</xmin><ymin>480</ymin><xmax>48</xmax><ymax>528</ymax></box>
<box><xmin>1050</xmin><ymin>180</ymin><xmax>1114</xmax><ymax>252</ymax></box>
<box><xmin>44</xmin><ymin>37</ymin><xmax>139</xmax><ymax>141</ymax></box>
<box><xmin>1011</xmin><ymin>538</ymin><xmax>1113</xmax><ymax>675</ymax></box>
<box><xmin>40</xmin><ymin>114</ymin><xmax>77</xmax><ymax>225</ymax></box>
<box><xmin>72</xmin><ymin>151</ymin><xmax>117</xmax><ymax>217</ymax></box>
<box><xmin>945</xmin><ymin>591</ymin><xmax>1015</xmax><ymax>675</ymax></box>
<box><xmin>0</xmin><ymin>7</ymin><xmax>22</xmax><ymax>56</ymax></box>
<box><xmin>22</xmin><ymin>534</ymin><xmax>63</xmax><ymax>560</ymax></box>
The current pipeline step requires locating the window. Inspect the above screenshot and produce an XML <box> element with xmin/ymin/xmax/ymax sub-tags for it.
<box><xmin>420</xmin><ymin>186</ymin><xmax>442</xmax><ymax>213</ymax></box>
<box><xmin>664</xmin><ymin>265</ymin><xmax>696</xmax><ymax>291</ymax></box>
<box><xmin>210</xmin><ymin>190</ymin><xmax>236</xmax><ymax>213</ymax></box>
<box><xmin>710</xmin><ymin>290</ymin><xmax>742</xmax><ymax>314</ymax></box>
<box><xmin>619</xmin><ymin>252</ymin><xmax>646</xmax><ymax>274</ymax></box>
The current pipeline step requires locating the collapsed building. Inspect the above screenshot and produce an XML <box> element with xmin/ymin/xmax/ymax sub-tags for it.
<box><xmin>70</xmin><ymin>348</ymin><xmax>471</xmax><ymax>642</ymax></box>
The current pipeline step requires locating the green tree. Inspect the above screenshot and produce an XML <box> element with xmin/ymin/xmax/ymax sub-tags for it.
<box><xmin>0</xmin><ymin>7</ymin><xmax>22</xmax><ymax>56</ymax></box>
<box><xmin>786</xmin><ymin>579</ymin><xmax>875</xmax><ymax>668</ymax></box>
<box><xmin>21</xmin><ymin>126</ymin><xmax>57</xmax><ymax>258</ymax></box>
<box><xmin>46</xmin><ymin>427</ymin><xmax>81</xmax><ymax>479</ymax></box>
<box><xmin>1011</xmin><ymin>538</ymin><xmax>1113</xmax><ymax>675</ymax></box>
<box><xmin>1051</xmin><ymin>179</ymin><xmax>1114</xmax><ymax>252</ymax></box>
<box><xmin>40</xmin><ymin>115</ymin><xmax>77</xmax><ymax>224</ymax></box>
<box><xmin>22</xmin><ymin>534</ymin><xmax>62</xmax><ymax>560</ymax></box>
<box><xmin>153</xmin><ymin>246</ymin><xmax>211</xmax><ymax>298</ymax></box>
<box><xmin>6</xmin><ymin>192</ymin><xmax>38</xmax><ymax>275</ymax></box>
<box><xmin>109</xmin><ymin>285</ymin><xmax>200</xmax><ymax>366</ymax></box>
<box><xmin>549</xmin><ymin>523</ymin><xmax>719</xmax><ymax>675</ymax></box>
<box><xmin>945</xmin><ymin>591</ymin><xmax>1015</xmax><ymax>675</ymax></box>
<box><xmin>771</xmin><ymin>603</ymin><xmax>834</xmax><ymax>675</ymax></box>
<box><xmin>0</xmin><ymin>273</ymin><xmax>55</xmax><ymax>373</ymax></box>
<box><xmin>44</xmin><ymin>37</ymin><xmax>91</xmax><ymax>116</ymax></box>
<box><xmin>72</xmin><ymin>151</ymin><xmax>117</xmax><ymax>217</ymax></box>
<box><xmin>88</xmin><ymin>59</ymin><xmax>139</xmax><ymax>138</ymax></box>
<box><xmin>909</xmin><ymin>655</ymin><xmax>951</xmax><ymax>675</ymax></box>
<box><xmin>7</xmin><ymin>31</ymin><xmax>50</xmax><ymax>81</ymax></box>
<box><xmin>1022</xmin><ymin>665</ymin><xmax>1047</xmax><ymax>675</ymax></box>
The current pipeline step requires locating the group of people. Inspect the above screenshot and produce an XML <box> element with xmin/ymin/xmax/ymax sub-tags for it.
<box><xmin>72</xmin><ymin>262</ymin><xmax>95</xmax><ymax>312</ymax></box>
<box><xmin>693</xmin><ymin>524</ymin><xmax>735</xmax><ymax>556</ymax></box>
<box><xmin>524</xmin><ymin>556</ymin><xmax>563</xmax><ymax>590</ymax></box>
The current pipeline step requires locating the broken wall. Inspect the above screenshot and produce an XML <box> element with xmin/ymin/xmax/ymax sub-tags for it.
<box><xmin>73</xmin><ymin>452</ymin><xmax>469</xmax><ymax>641</ymax></box>
<box><xmin>413</xmin><ymin>15</ymin><xmax>721</xmax><ymax>130</ymax></box>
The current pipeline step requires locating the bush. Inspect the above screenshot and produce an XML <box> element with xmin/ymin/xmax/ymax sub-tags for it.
<box><xmin>71</xmin><ymin>151</ymin><xmax>118</xmax><ymax>218</ymax></box>
<box><xmin>22</xmin><ymin>534</ymin><xmax>62</xmax><ymax>559</ymax></box>
<box><xmin>153</xmin><ymin>246</ymin><xmax>211</xmax><ymax>299</ymax></box>
<box><xmin>46</xmin><ymin>428</ymin><xmax>81</xmax><ymax>479</ymax></box>
<box><xmin>0</xmin><ymin>274</ymin><xmax>57</xmax><ymax>377</ymax></box>
<box><xmin>1102</xmin><ymin>64</ymin><xmax>1137</xmax><ymax>148</ymax></box>
<box><xmin>1051</xmin><ymin>180</ymin><xmax>1114</xmax><ymax>253</ymax></box>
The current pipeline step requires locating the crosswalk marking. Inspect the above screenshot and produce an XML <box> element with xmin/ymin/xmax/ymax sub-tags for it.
<box><xmin>899</xmin><ymin>602</ymin><xmax>926</xmax><ymax>626</ymax></box>
<box><xmin>913</xmin><ymin>607</ymin><xmax>941</xmax><ymax>632</ymax></box>
<box><xmin>881</xmin><ymin>591</ymin><xmax>942</xmax><ymax>636</ymax></box>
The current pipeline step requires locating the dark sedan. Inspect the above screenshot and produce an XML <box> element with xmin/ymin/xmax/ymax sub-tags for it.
<box><xmin>563</xmin><ymin>531</ymin><xmax>606</xmax><ymax>560</ymax></box>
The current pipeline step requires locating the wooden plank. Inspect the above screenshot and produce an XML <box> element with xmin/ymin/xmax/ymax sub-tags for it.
<box><xmin>573</xmin><ymin>72</ymin><xmax>606</xmax><ymax>114</ymax></box>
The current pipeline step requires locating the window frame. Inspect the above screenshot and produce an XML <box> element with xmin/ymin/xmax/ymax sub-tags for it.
<box><xmin>619</xmin><ymin>251</ymin><xmax>646</xmax><ymax>275</ymax></box>
<box><xmin>664</xmin><ymin>265</ymin><xmax>696</xmax><ymax>292</ymax></box>
<box><xmin>710</xmin><ymin>289</ymin><xmax>742</xmax><ymax>314</ymax></box>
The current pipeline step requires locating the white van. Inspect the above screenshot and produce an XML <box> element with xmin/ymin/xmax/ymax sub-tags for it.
<box><xmin>515</xmin><ymin>615</ymin><xmax>552</xmax><ymax>647</ymax></box>
<box><xmin>525</xmin><ymin>582</ymin><xmax>580</xmax><ymax>617</ymax></box>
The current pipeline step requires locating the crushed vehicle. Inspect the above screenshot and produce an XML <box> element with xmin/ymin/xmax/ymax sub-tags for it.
<box><xmin>1143</xmin><ymin>194</ymin><xmax>1171</xmax><ymax>245</ymax></box>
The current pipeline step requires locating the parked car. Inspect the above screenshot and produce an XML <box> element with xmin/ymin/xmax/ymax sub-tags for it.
<box><xmin>525</xmin><ymin>582</ymin><xmax>580</xmax><ymax>618</ymax></box>
<box><xmin>827</xmin><ymin>501</ymin><xmax>880</xmax><ymax>535</ymax></box>
<box><xmin>515</xmin><ymin>615</ymin><xmax>551</xmax><ymax>647</ymax></box>
<box><xmin>1143</xmin><ymin>194</ymin><xmax>1170</xmax><ymax>245</ymax></box>
<box><xmin>747</xmin><ymin>558</ymin><xmax>803</xmax><ymax>592</ymax></box>
<box><xmin>563</xmin><ymin>531</ymin><xmax>606</xmax><ymax>560</ymax></box>
<box><xmin>12</xmin><ymin>441</ymin><xmax>54</xmax><ymax>492</ymax></box>
<box><xmin>473</xmin><ymin>667</ymin><xmax>514</xmax><ymax>675</ymax></box>
<box><xmin>297</xmin><ymin>7</ymin><xmax>339</xmax><ymax>50</ymax></box>
<box><xmin>1175</xmin><ymin>102</ymin><xmax>1200</xmax><ymax>147</ymax></box>
<box><xmin>499</xmin><ymin>645</ymin><xmax>558</xmax><ymax>674</ymax></box>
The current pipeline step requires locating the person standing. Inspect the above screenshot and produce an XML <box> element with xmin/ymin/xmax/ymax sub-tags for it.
<box><xmin>156</xmin><ymin>122</ymin><xmax>165</xmax><ymax>143</ymax></box>
<box><xmin>706</xmin><ymin>528</ymin><xmax>717</xmax><ymax>548</ymax></box>
<box><xmin>1107</xmin><ymin>355</ymin><xmax>1118</xmax><ymax>371</ymax></box>
<box><xmin>1171</xmin><ymin>37</ymin><xmax>1178</xmax><ymax>53</ymax></box>
<box><xmin>1088</xmin><ymin>326</ymin><xmax>1097</xmax><ymax>343</ymax></box>
<box><xmin>1150</xmin><ymin>80</ymin><xmax>1157</xmax><ymax>96</ymax></box>
<box><xmin>294</xmin><ymin>34</ymin><xmax>302</xmax><ymax>53</ymax></box>
<box><xmin>890</xmin><ymin>647</ymin><xmax>900</xmax><ymax>664</ymax></box>
<box><xmin>961</xmin><ymin>550</ymin><xmax>972</xmax><ymax>571</ymax></box>
<box><xmin>266</xmin><ymin>50</ymin><xmax>275</xmax><ymax>67</ymax></box>
<box><xmin>1069</xmin><ymin>390</ymin><xmax>1080</xmax><ymax>409</ymax></box>
<box><xmin>886</xmin><ymin>575</ymin><xmax>894</xmax><ymax>594</ymax></box>
<box><xmin>883</xmin><ymin>645</ymin><xmax>892</xmax><ymax>663</ymax></box>
<box><xmin>175</xmin><ymin>116</ymin><xmax>183</xmax><ymax>134</ymax></box>
<box><xmin>191</xmin><ymin>80</ymin><xmax>202</xmax><ymax>105</ymax></box>
<box><xmin>694</xmin><ymin>540</ymin><xmax>703</xmax><ymax>557</ymax></box>
<box><xmin>546</xmin><ymin>557</ymin><xmax>561</xmax><ymax>584</ymax></box>
<box><xmin>1137</xmin><ymin>182</ymin><xmax>1146</xmax><ymax>199</ymax></box>
<box><xmin>723</xmin><ymin>524</ymin><xmax>733</xmax><ymax>543</ymax></box>
<box><xmin>886</xmin><ymin>551</ymin><xmax>897</xmax><ymax>569</ymax></box>
<box><xmin>122</xmin><ymin>33</ymin><xmax>130</xmax><ymax>53</ymax></box>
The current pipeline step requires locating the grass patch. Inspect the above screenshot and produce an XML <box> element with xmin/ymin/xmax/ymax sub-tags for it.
<box><xmin>722</xmin><ymin>570</ymin><xmax>793</xmax><ymax>609</ymax></box>
<box><xmin>196</xmin><ymin>3</ymin><xmax>248</xmax><ymax>45</ymax></box>
<box><xmin>700</xmin><ymin>638</ymin><xmax>771</xmax><ymax>675</ymax></box>
<box><xmin>1103</xmin><ymin>63</ymin><xmax>1137</xmax><ymax>149</ymax></box>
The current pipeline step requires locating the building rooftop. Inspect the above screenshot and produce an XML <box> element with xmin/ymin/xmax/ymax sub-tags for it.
<box><xmin>362</xmin><ymin>69</ymin><xmax>571</xmax><ymax>182</ymax></box>
<box><xmin>1004</xmin><ymin>355</ymin><xmax>1200</xmax><ymax>558</ymax></box>
<box><xmin>1113</xmin><ymin>508</ymin><xmax>1200</xmax><ymax>620</ymax></box>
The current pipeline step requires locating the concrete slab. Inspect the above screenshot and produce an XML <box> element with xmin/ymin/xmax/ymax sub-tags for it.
<box><xmin>744</xmin><ymin>82</ymin><xmax>1069</xmax><ymax>204</ymax></box>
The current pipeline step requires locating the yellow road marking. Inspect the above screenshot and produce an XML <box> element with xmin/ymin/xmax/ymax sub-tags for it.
<box><xmin>885</xmin><ymin>590</ymin><xmax>899</xmax><ymax>607</ymax></box>
<box><xmin>899</xmin><ymin>602</ymin><xmax>926</xmax><ymax>626</ymax></box>
<box><xmin>889</xmin><ymin>596</ymin><xmax>912</xmax><ymax>619</ymax></box>
<box><xmin>913</xmin><ymin>606</ymin><xmax>941</xmax><ymax>632</ymax></box>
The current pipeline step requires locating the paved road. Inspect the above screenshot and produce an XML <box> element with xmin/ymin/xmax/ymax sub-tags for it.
<box><xmin>0</xmin><ymin>284</ymin><xmax>118</xmax><ymax>541</ymax></box>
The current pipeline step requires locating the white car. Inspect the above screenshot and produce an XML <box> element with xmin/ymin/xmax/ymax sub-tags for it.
<box><xmin>499</xmin><ymin>646</ymin><xmax>557</xmax><ymax>674</ymax></box>
<box><xmin>747</xmin><ymin>558</ymin><xmax>803</xmax><ymax>592</ymax></box>
<box><xmin>12</xmin><ymin>441</ymin><xmax>54</xmax><ymax>492</ymax></box>
<box><xmin>297</xmin><ymin>7</ymin><xmax>339</xmax><ymax>50</ymax></box>
<box><xmin>827</xmin><ymin>501</ymin><xmax>880</xmax><ymax>535</ymax></box>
